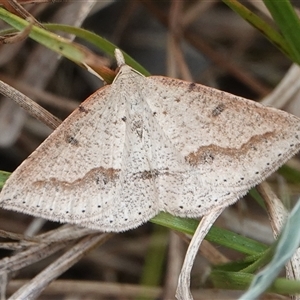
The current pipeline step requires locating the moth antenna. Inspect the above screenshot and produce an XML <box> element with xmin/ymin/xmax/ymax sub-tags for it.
<box><xmin>115</xmin><ymin>49</ymin><xmax>125</xmax><ymax>67</ymax></box>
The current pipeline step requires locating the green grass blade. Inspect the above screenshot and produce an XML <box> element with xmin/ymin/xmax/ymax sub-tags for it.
<box><xmin>211</xmin><ymin>270</ymin><xmax>300</xmax><ymax>294</ymax></box>
<box><xmin>44</xmin><ymin>24</ymin><xmax>150</xmax><ymax>76</ymax></box>
<box><xmin>222</xmin><ymin>0</ymin><xmax>297</xmax><ymax>62</ymax></box>
<box><xmin>0</xmin><ymin>8</ymin><xmax>88</xmax><ymax>67</ymax></box>
<box><xmin>278</xmin><ymin>165</ymin><xmax>300</xmax><ymax>184</ymax></box>
<box><xmin>137</xmin><ymin>225</ymin><xmax>168</xmax><ymax>300</ymax></box>
<box><xmin>0</xmin><ymin>171</ymin><xmax>10</xmax><ymax>188</ymax></box>
<box><xmin>263</xmin><ymin>0</ymin><xmax>300</xmax><ymax>65</ymax></box>
<box><xmin>151</xmin><ymin>212</ymin><xmax>267</xmax><ymax>255</ymax></box>
<box><xmin>0</xmin><ymin>8</ymin><xmax>148</xmax><ymax>81</ymax></box>
<box><xmin>240</xmin><ymin>199</ymin><xmax>300</xmax><ymax>299</ymax></box>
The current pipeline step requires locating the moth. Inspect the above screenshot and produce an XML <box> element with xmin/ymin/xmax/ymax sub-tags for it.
<box><xmin>1</xmin><ymin>49</ymin><xmax>300</xmax><ymax>299</ymax></box>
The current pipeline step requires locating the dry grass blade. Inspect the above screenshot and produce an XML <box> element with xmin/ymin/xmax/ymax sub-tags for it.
<box><xmin>8</xmin><ymin>233</ymin><xmax>113</xmax><ymax>300</ymax></box>
<box><xmin>0</xmin><ymin>239</ymin><xmax>67</xmax><ymax>274</ymax></box>
<box><xmin>0</xmin><ymin>16</ymin><xmax>33</xmax><ymax>44</ymax></box>
<box><xmin>258</xmin><ymin>182</ymin><xmax>300</xmax><ymax>288</ymax></box>
<box><xmin>1</xmin><ymin>223</ymin><xmax>114</xmax><ymax>296</ymax></box>
<box><xmin>1</xmin><ymin>0</ymin><xmax>43</xmax><ymax>28</ymax></box>
<box><xmin>6</xmin><ymin>279</ymin><xmax>248</xmax><ymax>299</ymax></box>
<box><xmin>257</xmin><ymin>182</ymin><xmax>288</xmax><ymax>238</ymax></box>
<box><xmin>262</xmin><ymin>64</ymin><xmax>300</xmax><ymax>116</ymax></box>
<box><xmin>176</xmin><ymin>208</ymin><xmax>224</xmax><ymax>300</ymax></box>
<box><xmin>163</xmin><ymin>232</ymin><xmax>184</xmax><ymax>299</ymax></box>
<box><xmin>0</xmin><ymin>74</ymin><xmax>79</xmax><ymax>112</ymax></box>
<box><xmin>0</xmin><ymin>79</ymin><xmax>61</xmax><ymax>130</ymax></box>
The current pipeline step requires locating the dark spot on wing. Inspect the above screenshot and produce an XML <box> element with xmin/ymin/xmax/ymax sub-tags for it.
<box><xmin>212</xmin><ymin>103</ymin><xmax>226</xmax><ymax>117</ymax></box>
<box><xmin>94</xmin><ymin>168</ymin><xmax>119</xmax><ymax>185</ymax></box>
<box><xmin>186</xmin><ymin>150</ymin><xmax>214</xmax><ymax>165</ymax></box>
<box><xmin>122</xmin><ymin>116</ymin><xmax>127</xmax><ymax>122</ymax></box>
<box><xmin>130</xmin><ymin>169</ymin><xmax>170</xmax><ymax>181</ymax></box>
<box><xmin>188</xmin><ymin>82</ymin><xmax>196</xmax><ymax>92</ymax></box>
<box><xmin>78</xmin><ymin>105</ymin><xmax>89</xmax><ymax>113</ymax></box>
<box><xmin>134</xmin><ymin>170</ymin><xmax>160</xmax><ymax>180</ymax></box>
<box><xmin>65</xmin><ymin>135</ymin><xmax>79</xmax><ymax>146</ymax></box>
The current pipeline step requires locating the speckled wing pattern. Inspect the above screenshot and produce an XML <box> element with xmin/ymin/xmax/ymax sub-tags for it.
<box><xmin>1</xmin><ymin>64</ymin><xmax>300</xmax><ymax>232</ymax></box>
